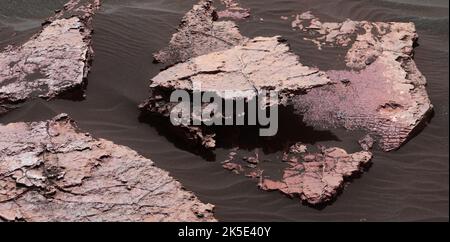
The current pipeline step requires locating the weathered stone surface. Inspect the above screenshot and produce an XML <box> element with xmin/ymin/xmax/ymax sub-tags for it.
<box><xmin>359</xmin><ymin>134</ymin><xmax>374</xmax><ymax>151</ymax></box>
<box><xmin>0</xmin><ymin>0</ymin><xmax>101</xmax><ymax>116</ymax></box>
<box><xmin>291</xmin><ymin>11</ymin><xmax>420</xmax><ymax>68</ymax></box>
<box><xmin>139</xmin><ymin>93</ymin><xmax>217</xmax><ymax>149</ymax></box>
<box><xmin>221</xmin><ymin>144</ymin><xmax>372</xmax><ymax>205</ymax></box>
<box><xmin>153</xmin><ymin>0</ymin><xmax>247</xmax><ymax>66</ymax></box>
<box><xmin>0</xmin><ymin>114</ymin><xmax>216</xmax><ymax>222</ymax></box>
<box><xmin>261</xmin><ymin>145</ymin><xmax>372</xmax><ymax>205</ymax></box>
<box><xmin>217</xmin><ymin>0</ymin><xmax>250</xmax><ymax>20</ymax></box>
<box><xmin>142</xmin><ymin>36</ymin><xmax>331</xmax><ymax>149</ymax></box>
<box><xmin>291</xmin><ymin>12</ymin><xmax>433</xmax><ymax>151</ymax></box>
<box><xmin>150</xmin><ymin>36</ymin><xmax>330</xmax><ymax>99</ymax></box>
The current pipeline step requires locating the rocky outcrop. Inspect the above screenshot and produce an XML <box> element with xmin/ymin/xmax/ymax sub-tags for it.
<box><xmin>0</xmin><ymin>0</ymin><xmax>101</xmax><ymax>116</ymax></box>
<box><xmin>150</xmin><ymin>36</ymin><xmax>330</xmax><ymax>98</ymax></box>
<box><xmin>153</xmin><ymin>0</ymin><xmax>247</xmax><ymax>66</ymax></box>
<box><xmin>260</xmin><ymin>145</ymin><xmax>372</xmax><ymax>205</ymax></box>
<box><xmin>0</xmin><ymin>114</ymin><xmax>216</xmax><ymax>222</ymax></box>
<box><xmin>142</xmin><ymin>36</ymin><xmax>331</xmax><ymax>149</ymax></box>
<box><xmin>221</xmin><ymin>143</ymin><xmax>372</xmax><ymax>205</ymax></box>
<box><xmin>291</xmin><ymin>12</ymin><xmax>433</xmax><ymax>151</ymax></box>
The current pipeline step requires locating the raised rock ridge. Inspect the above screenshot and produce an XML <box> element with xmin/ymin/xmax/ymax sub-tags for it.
<box><xmin>0</xmin><ymin>0</ymin><xmax>101</xmax><ymax>116</ymax></box>
<box><xmin>0</xmin><ymin>114</ymin><xmax>216</xmax><ymax>222</ymax></box>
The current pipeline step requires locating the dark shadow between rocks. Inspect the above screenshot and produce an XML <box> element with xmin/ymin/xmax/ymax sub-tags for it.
<box><xmin>392</xmin><ymin>108</ymin><xmax>434</xmax><ymax>150</ymax></box>
<box><xmin>139</xmin><ymin>104</ymin><xmax>341</xmax><ymax>161</ymax></box>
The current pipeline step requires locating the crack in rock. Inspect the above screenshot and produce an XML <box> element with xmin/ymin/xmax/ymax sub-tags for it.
<box><xmin>153</xmin><ymin>0</ymin><xmax>248</xmax><ymax>66</ymax></box>
<box><xmin>0</xmin><ymin>114</ymin><xmax>216</xmax><ymax>222</ymax></box>
<box><xmin>0</xmin><ymin>0</ymin><xmax>101</xmax><ymax>116</ymax></box>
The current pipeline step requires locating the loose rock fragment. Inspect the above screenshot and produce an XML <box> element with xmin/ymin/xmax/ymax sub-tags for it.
<box><xmin>153</xmin><ymin>0</ymin><xmax>247</xmax><ymax>66</ymax></box>
<box><xmin>292</xmin><ymin>12</ymin><xmax>433</xmax><ymax>151</ymax></box>
<box><xmin>0</xmin><ymin>114</ymin><xmax>216</xmax><ymax>222</ymax></box>
<box><xmin>259</xmin><ymin>144</ymin><xmax>373</xmax><ymax>205</ymax></box>
<box><xmin>0</xmin><ymin>0</ymin><xmax>101</xmax><ymax>116</ymax></box>
<box><xmin>217</xmin><ymin>0</ymin><xmax>251</xmax><ymax>20</ymax></box>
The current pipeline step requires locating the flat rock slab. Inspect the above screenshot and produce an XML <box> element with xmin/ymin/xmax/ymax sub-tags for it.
<box><xmin>0</xmin><ymin>114</ymin><xmax>216</xmax><ymax>222</ymax></box>
<box><xmin>217</xmin><ymin>0</ymin><xmax>251</xmax><ymax>20</ymax></box>
<box><xmin>142</xmin><ymin>36</ymin><xmax>331</xmax><ymax>149</ymax></box>
<box><xmin>151</xmin><ymin>36</ymin><xmax>331</xmax><ymax>99</ymax></box>
<box><xmin>291</xmin><ymin>12</ymin><xmax>433</xmax><ymax>151</ymax></box>
<box><xmin>0</xmin><ymin>0</ymin><xmax>100</xmax><ymax>116</ymax></box>
<box><xmin>153</xmin><ymin>0</ymin><xmax>248</xmax><ymax>66</ymax></box>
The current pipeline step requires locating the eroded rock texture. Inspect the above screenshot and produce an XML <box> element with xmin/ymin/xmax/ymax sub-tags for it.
<box><xmin>0</xmin><ymin>114</ymin><xmax>216</xmax><ymax>222</ymax></box>
<box><xmin>260</xmin><ymin>145</ymin><xmax>372</xmax><ymax>205</ymax></box>
<box><xmin>151</xmin><ymin>36</ymin><xmax>330</xmax><ymax>98</ymax></box>
<box><xmin>291</xmin><ymin>12</ymin><xmax>433</xmax><ymax>151</ymax></box>
<box><xmin>153</xmin><ymin>0</ymin><xmax>247</xmax><ymax>66</ymax></box>
<box><xmin>142</xmin><ymin>36</ymin><xmax>331</xmax><ymax>149</ymax></box>
<box><xmin>221</xmin><ymin>143</ymin><xmax>372</xmax><ymax>205</ymax></box>
<box><xmin>217</xmin><ymin>0</ymin><xmax>251</xmax><ymax>20</ymax></box>
<box><xmin>0</xmin><ymin>0</ymin><xmax>100</xmax><ymax>116</ymax></box>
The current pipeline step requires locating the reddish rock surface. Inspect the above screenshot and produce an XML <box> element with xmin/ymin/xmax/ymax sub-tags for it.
<box><xmin>0</xmin><ymin>0</ymin><xmax>101</xmax><ymax>116</ymax></box>
<box><xmin>359</xmin><ymin>134</ymin><xmax>375</xmax><ymax>151</ymax></box>
<box><xmin>142</xmin><ymin>36</ymin><xmax>331</xmax><ymax>149</ymax></box>
<box><xmin>291</xmin><ymin>12</ymin><xmax>433</xmax><ymax>151</ymax></box>
<box><xmin>259</xmin><ymin>145</ymin><xmax>372</xmax><ymax>205</ymax></box>
<box><xmin>221</xmin><ymin>143</ymin><xmax>372</xmax><ymax>205</ymax></box>
<box><xmin>0</xmin><ymin>114</ymin><xmax>216</xmax><ymax>222</ymax></box>
<box><xmin>153</xmin><ymin>0</ymin><xmax>247</xmax><ymax>66</ymax></box>
<box><xmin>150</xmin><ymin>36</ymin><xmax>330</xmax><ymax>99</ymax></box>
<box><xmin>217</xmin><ymin>0</ymin><xmax>250</xmax><ymax>20</ymax></box>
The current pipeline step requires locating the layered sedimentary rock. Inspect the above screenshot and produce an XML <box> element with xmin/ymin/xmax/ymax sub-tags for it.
<box><xmin>221</xmin><ymin>143</ymin><xmax>372</xmax><ymax>205</ymax></box>
<box><xmin>0</xmin><ymin>114</ymin><xmax>216</xmax><ymax>222</ymax></box>
<box><xmin>141</xmin><ymin>36</ymin><xmax>331</xmax><ymax>149</ymax></box>
<box><xmin>0</xmin><ymin>0</ymin><xmax>100</xmax><ymax>116</ymax></box>
<box><xmin>291</xmin><ymin>12</ymin><xmax>433</xmax><ymax>151</ymax></box>
<box><xmin>153</xmin><ymin>0</ymin><xmax>247</xmax><ymax>66</ymax></box>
